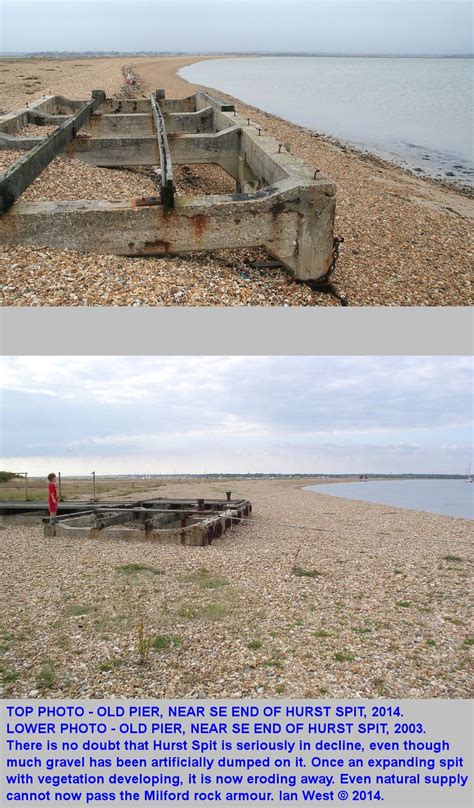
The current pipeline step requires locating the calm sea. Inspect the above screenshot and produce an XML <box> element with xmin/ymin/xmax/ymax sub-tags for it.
<box><xmin>303</xmin><ymin>479</ymin><xmax>473</xmax><ymax>520</ymax></box>
<box><xmin>179</xmin><ymin>56</ymin><xmax>473</xmax><ymax>185</ymax></box>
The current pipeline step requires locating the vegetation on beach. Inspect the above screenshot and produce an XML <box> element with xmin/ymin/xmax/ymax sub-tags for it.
<box><xmin>0</xmin><ymin>478</ymin><xmax>471</xmax><ymax>699</ymax></box>
<box><xmin>117</xmin><ymin>563</ymin><xmax>164</xmax><ymax>575</ymax></box>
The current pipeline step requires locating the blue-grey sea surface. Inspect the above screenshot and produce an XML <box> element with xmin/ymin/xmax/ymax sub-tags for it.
<box><xmin>179</xmin><ymin>57</ymin><xmax>473</xmax><ymax>185</ymax></box>
<box><xmin>303</xmin><ymin>479</ymin><xmax>473</xmax><ymax>519</ymax></box>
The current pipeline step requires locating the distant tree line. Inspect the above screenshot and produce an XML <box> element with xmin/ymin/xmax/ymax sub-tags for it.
<box><xmin>3</xmin><ymin>51</ymin><xmax>471</xmax><ymax>59</ymax></box>
<box><xmin>0</xmin><ymin>471</ymin><xmax>21</xmax><ymax>483</ymax></box>
<box><xmin>68</xmin><ymin>472</ymin><xmax>470</xmax><ymax>480</ymax></box>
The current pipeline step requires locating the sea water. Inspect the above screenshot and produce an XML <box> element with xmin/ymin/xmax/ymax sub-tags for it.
<box><xmin>303</xmin><ymin>479</ymin><xmax>473</xmax><ymax>519</ymax></box>
<box><xmin>179</xmin><ymin>56</ymin><xmax>473</xmax><ymax>185</ymax></box>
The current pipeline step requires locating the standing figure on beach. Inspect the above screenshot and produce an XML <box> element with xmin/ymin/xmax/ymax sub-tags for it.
<box><xmin>47</xmin><ymin>472</ymin><xmax>58</xmax><ymax>523</ymax></box>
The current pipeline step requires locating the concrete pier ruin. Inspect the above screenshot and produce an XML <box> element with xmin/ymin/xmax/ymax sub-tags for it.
<box><xmin>0</xmin><ymin>496</ymin><xmax>252</xmax><ymax>546</ymax></box>
<box><xmin>0</xmin><ymin>90</ymin><xmax>337</xmax><ymax>282</ymax></box>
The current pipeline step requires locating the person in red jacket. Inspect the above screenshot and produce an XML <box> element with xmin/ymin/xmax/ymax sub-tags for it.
<box><xmin>47</xmin><ymin>472</ymin><xmax>58</xmax><ymax>523</ymax></box>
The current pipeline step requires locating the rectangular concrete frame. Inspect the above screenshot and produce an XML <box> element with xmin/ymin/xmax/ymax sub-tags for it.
<box><xmin>41</xmin><ymin>500</ymin><xmax>251</xmax><ymax>546</ymax></box>
<box><xmin>0</xmin><ymin>495</ymin><xmax>251</xmax><ymax>527</ymax></box>
<box><xmin>0</xmin><ymin>91</ymin><xmax>336</xmax><ymax>280</ymax></box>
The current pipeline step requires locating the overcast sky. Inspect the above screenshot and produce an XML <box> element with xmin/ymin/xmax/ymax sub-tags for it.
<box><xmin>0</xmin><ymin>356</ymin><xmax>472</xmax><ymax>476</ymax></box>
<box><xmin>2</xmin><ymin>1</ymin><xmax>472</xmax><ymax>55</ymax></box>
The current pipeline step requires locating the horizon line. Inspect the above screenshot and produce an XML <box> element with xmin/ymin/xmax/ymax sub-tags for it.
<box><xmin>1</xmin><ymin>50</ymin><xmax>473</xmax><ymax>58</ymax></box>
<box><xmin>6</xmin><ymin>472</ymin><xmax>470</xmax><ymax>478</ymax></box>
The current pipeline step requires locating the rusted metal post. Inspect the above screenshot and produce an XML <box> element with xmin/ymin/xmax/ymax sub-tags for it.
<box><xmin>58</xmin><ymin>471</ymin><xmax>62</xmax><ymax>500</ymax></box>
<box><xmin>226</xmin><ymin>491</ymin><xmax>232</xmax><ymax>501</ymax></box>
<box><xmin>24</xmin><ymin>472</ymin><xmax>28</xmax><ymax>501</ymax></box>
<box><xmin>91</xmin><ymin>471</ymin><xmax>96</xmax><ymax>501</ymax></box>
<box><xmin>151</xmin><ymin>91</ymin><xmax>175</xmax><ymax>212</ymax></box>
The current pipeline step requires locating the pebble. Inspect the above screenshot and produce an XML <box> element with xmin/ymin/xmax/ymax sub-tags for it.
<box><xmin>0</xmin><ymin>478</ymin><xmax>471</xmax><ymax>700</ymax></box>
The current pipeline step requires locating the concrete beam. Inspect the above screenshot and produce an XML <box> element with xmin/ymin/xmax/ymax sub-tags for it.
<box><xmin>98</xmin><ymin>98</ymin><xmax>152</xmax><ymax>114</ymax></box>
<box><xmin>0</xmin><ymin>96</ymin><xmax>75</xmax><ymax>134</ymax></box>
<box><xmin>0</xmin><ymin>110</ymin><xmax>30</xmax><ymax>135</ymax></box>
<box><xmin>48</xmin><ymin>514</ymin><xmax>225</xmax><ymax>546</ymax></box>
<box><xmin>82</xmin><ymin>109</ymin><xmax>214</xmax><ymax>136</ymax></box>
<box><xmin>29</xmin><ymin>111</ymin><xmax>70</xmax><ymax>126</ymax></box>
<box><xmin>49</xmin><ymin>96</ymin><xmax>86</xmax><ymax>114</ymax></box>
<box><xmin>61</xmin><ymin>129</ymin><xmax>242</xmax><ymax>175</ymax></box>
<box><xmin>3</xmin><ymin>125</ymin><xmax>318</xmax><ymax>193</ymax></box>
<box><xmin>196</xmin><ymin>91</ymin><xmax>234</xmax><ymax>113</ymax></box>
<box><xmin>161</xmin><ymin>95</ymin><xmax>196</xmax><ymax>113</ymax></box>
<box><xmin>88</xmin><ymin>113</ymin><xmax>155</xmax><ymax>136</ymax></box>
<box><xmin>0</xmin><ymin>134</ymin><xmax>41</xmax><ymax>150</ymax></box>
<box><xmin>0</xmin><ymin>108</ymin><xmax>218</xmax><ymax>150</ymax></box>
<box><xmin>165</xmin><ymin>107</ymin><xmax>214</xmax><ymax>134</ymax></box>
<box><xmin>169</xmin><ymin>129</ymin><xmax>241</xmax><ymax>174</ymax></box>
<box><xmin>0</xmin><ymin>179</ymin><xmax>336</xmax><ymax>279</ymax></box>
<box><xmin>64</xmin><ymin>134</ymin><xmax>161</xmax><ymax>166</ymax></box>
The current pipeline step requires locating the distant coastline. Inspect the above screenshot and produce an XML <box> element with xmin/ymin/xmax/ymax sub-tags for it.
<box><xmin>1</xmin><ymin>50</ymin><xmax>473</xmax><ymax>59</ymax></box>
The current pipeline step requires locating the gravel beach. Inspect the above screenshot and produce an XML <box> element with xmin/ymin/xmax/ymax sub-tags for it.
<box><xmin>1</xmin><ymin>478</ymin><xmax>472</xmax><ymax>699</ymax></box>
<box><xmin>0</xmin><ymin>55</ymin><xmax>472</xmax><ymax>307</ymax></box>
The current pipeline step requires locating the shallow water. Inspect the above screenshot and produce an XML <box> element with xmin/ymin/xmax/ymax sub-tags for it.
<box><xmin>303</xmin><ymin>479</ymin><xmax>473</xmax><ymax>519</ymax></box>
<box><xmin>180</xmin><ymin>56</ymin><xmax>474</xmax><ymax>186</ymax></box>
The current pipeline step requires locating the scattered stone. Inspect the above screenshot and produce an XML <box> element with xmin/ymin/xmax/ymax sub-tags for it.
<box><xmin>0</xmin><ymin>478</ymin><xmax>471</xmax><ymax>699</ymax></box>
<box><xmin>0</xmin><ymin>55</ymin><xmax>472</xmax><ymax>306</ymax></box>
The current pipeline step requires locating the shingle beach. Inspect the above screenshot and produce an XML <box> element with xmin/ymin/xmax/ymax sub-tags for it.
<box><xmin>0</xmin><ymin>55</ymin><xmax>472</xmax><ymax>307</ymax></box>
<box><xmin>1</xmin><ymin>478</ymin><xmax>472</xmax><ymax>699</ymax></box>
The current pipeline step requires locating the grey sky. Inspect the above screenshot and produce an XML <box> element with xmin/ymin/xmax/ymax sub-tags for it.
<box><xmin>1</xmin><ymin>356</ymin><xmax>472</xmax><ymax>475</ymax></box>
<box><xmin>2</xmin><ymin>1</ymin><xmax>472</xmax><ymax>55</ymax></box>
